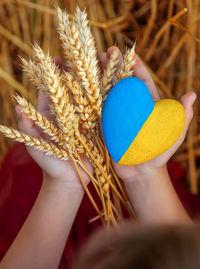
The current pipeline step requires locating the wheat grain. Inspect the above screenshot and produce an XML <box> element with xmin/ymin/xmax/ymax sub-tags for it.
<box><xmin>0</xmin><ymin>125</ymin><xmax>70</xmax><ymax>160</ymax></box>
<box><xmin>117</xmin><ymin>43</ymin><xmax>136</xmax><ymax>80</ymax></box>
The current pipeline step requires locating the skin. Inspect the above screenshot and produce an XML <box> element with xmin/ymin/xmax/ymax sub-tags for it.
<box><xmin>0</xmin><ymin>48</ymin><xmax>196</xmax><ymax>269</ymax></box>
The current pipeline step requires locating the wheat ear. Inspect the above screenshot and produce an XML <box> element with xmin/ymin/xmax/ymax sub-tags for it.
<box><xmin>57</xmin><ymin>7</ymin><xmax>102</xmax><ymax>114</ymax></box>
<box><xmin>117</xmin><ymin>43</ymin><xmax>136</xmax><ymax>80</ymax></box>
<box><xmin>56</xmin><ymin>8</ymin><xmax>77</xmax><ymax>77</ymax></box>
<box><xmin>102</xmin><ymin>49</ymin><xmax>119</xmax><ymax>100</ymax></box>
<box><xmin>75</xmin><ymin>7</ymin><xmax>97</xmax><ymax>57</ymax></box>
<box><xmin>21</xmin><ymin>57</ymin><xmax>46</xmax><ymax>92</ymax></box>
<box><xmin>0</xmin><ymin>125</ymin><xmax>70</xmax><ymax>160</ymax></box>
<box><xmin>75</xmin><ymin>6</ymin><xmax>101</xmax><ymax>93</ymax></box>
<box><xmin>32</xmin><ymin>44</ymin><xmax>75</xmax><ymax>128</ymax></box>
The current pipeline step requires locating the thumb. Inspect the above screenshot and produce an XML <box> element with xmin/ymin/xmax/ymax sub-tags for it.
<box><xmin>180</xmin><ymin>92</ymin><xmax>197</xmax><ymax>138</ymax></box>
<box><xmin>15</xmin><ymin>104</ymin><xmax>42</xmax><ymax>142</ymax></box>
<box><xmin>15</xmin><ymin>105</ymin><xmax>39</xmax><ymax>137</ymax></box>
<box><xmin>15</xmin><ymin>105</ymin><xmax>44</xmax><ymax>160</ymax></box>
<box><xmin>150</xmin><ymin>92</ymin><xmax>197</xmax><ymax>165</ymax></box>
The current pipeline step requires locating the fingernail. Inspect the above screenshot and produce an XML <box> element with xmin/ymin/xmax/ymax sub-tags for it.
<box><xmin>53</xmin><ymin>56</ymin><xmax>62</xmax><ymax>68</ymax></box>
<box><xmin>64</xmin><ymin>65</ymin><xmax>69</xmax><ymax>72</ymax></box>
<box><xmin>99</xmin><ymin>52</ymin><xmax>107</xmax><ymax>62</ymax></box>
<box><xmin>192</xmin><ymin>93</ymin><xmax>197</xmax><ymax>105</ymax></box>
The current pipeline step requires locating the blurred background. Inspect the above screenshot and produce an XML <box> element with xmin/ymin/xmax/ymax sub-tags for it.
<box><xmin>0</xmin><ymin>0</ymin><xmax>199</xmax><ymax>193</ymax></box>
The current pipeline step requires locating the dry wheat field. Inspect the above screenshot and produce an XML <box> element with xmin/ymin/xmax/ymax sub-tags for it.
<box><xmin>0</xmin><ymin>0</ymin><xmax>200</xmax><ymax>196</ymax></box>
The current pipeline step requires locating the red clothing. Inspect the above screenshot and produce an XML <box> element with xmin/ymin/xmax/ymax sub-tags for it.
<box><xmin>0</xmin><ymin>143</ymin><xmax>200</xmax><ymax>268</ymax></box>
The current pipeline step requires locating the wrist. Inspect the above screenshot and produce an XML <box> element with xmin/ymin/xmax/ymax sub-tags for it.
<box><xmin>121</xmin><ymin>164</ymin><xmax>167</xmax><ymax>184</ymax></box>
<box><xmin>122</xmin><ymin>164</ymin><xmax>191</xmax><ymax>224</ymax></box>
<box><xmin>42</xmin><ymin>172</ymin><xmax>85</xmax><ymax>194</ymax></box>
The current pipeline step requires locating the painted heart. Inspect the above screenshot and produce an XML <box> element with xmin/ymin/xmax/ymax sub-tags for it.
<box><xmin>102</xmin><ymin>77</ymin><xmax>186</xmax><ymax>165</ymax></box>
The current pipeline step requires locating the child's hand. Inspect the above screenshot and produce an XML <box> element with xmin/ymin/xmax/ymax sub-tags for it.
<box><xmin>99</xmin><ymin>47</ymin><xmax>196</xmax><ymax>182</ymax></box>
<box><xmin>15</xmin><ymin>57</ymin><xmax>92</xmax><ymax>187</ymax></box>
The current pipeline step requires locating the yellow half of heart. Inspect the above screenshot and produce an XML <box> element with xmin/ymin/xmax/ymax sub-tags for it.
<box><xmin>118</xmin><ymin>99</ymin><xmax>186</xmax><ymax>165</ymax></box>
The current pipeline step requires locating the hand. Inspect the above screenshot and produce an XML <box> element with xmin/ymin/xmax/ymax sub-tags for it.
<box><xmin>15</xmin><ymin>57</ymin><xmax>92</xmax><ymax>186</ymax></box>
<box><xmin>99</xmin><ymin>47</ymin><xmax>197</xmax><ymax>182</ymax></box>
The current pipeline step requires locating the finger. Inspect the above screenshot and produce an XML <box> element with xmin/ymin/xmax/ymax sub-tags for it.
<box><xmin>107</xmin><ymin>46</ymin><xmax>123</xmax><ymax>66</ymax></box>
<box><xmin>37</xmin><ymin>90</ymin><xmax>51</xmax><ymax>112</ymax></box>
<box><xmin>169</xmin><ymin>92</ymin><xmax>196</xmax><ymax>150</ymax></box>
<box><xmin>53</xmin><ymin>56</ymin><xmax>70</xmax><ymax>73</ymax></box>
<box><xmin>53</xmin><ymin>56</ymin><xmax>62</xmax><ymax>68</ymax></box>
<box><xmin>180</xmin><ymin>92</ymin><xmax>197</xmax><ymax>136</ymax></box>
<box><xmin>133</xmin><ymin>54</ymin><xmax>160</xmax><ymax>101</ymax></box>
<box><xmin>99</xmin><ymin>52</ymin><xmax>108</xmax><ymax>70</ymax></box>
<box><xmin>99</xmin><ymin>46</ymin><xmax>122</xmax><ymax>71</ymax></box>
<box><xmin>158</xmin><ymin>92</ymin><xmax>197</xmax><ymax>161</ymax></box>
<box><xmin>15</xmin><ymin>105</ymin><xmax>40</xmax><ymax>138</ymax></box>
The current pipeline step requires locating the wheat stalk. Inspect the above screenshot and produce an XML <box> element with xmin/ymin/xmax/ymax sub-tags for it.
<box><xmin>102</xmin><ymin>49</ymin><xmax>119</xmax><ymax>100</ymax></box>
<box><xmin>117</xmin><ymin>43</ymin><xmax>136</xmax><ymax>80</ymax></box>
<box><xmin>0</xmin><ymin>125</ymin><xmax>70</xmax><ymax>160</ymax></box>
<box><xmin>80</xmin><ymin>132</ymin><xmax>110</xmax><ymax>193</ymax></box>
<box><xmin>84</xmin><ymin>133</ymin><xmax>112</xmax><ymax>221</ymax></box>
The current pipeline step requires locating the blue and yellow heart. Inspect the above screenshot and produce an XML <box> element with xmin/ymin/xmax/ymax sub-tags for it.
<box><xmin>102</xmin><ymin>77</ymin><xmax>186</xmax><ymax>165</ymax></box>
